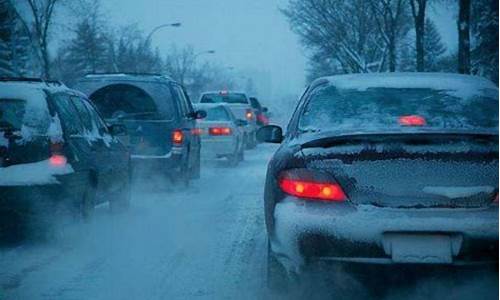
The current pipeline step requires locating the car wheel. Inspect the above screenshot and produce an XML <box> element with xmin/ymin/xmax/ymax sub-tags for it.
<box><xmin>248</xmin><ymin>132</ymin><xmax>257</xmax><ymax>149</ymax></box>
<box><xmin>267</xmin><ymin>240</ymin><xmax>290</xmax><ymax>292</ymax></box>
<box><xmin>190</xmin><ymin>149</ymin><xmax>201</xmax><ymax>179</ymax></box>
<box><xmin>81</xmin><ymin>181</ymin><xmax>96</xmax><ymax>220</ymax></box>
<box><xmin>110</xmin><ymin>172</ymin><xmax>131</xmax><ymax>213</ymax></box>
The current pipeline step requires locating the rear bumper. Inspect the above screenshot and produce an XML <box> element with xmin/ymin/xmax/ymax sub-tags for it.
<box><xmin>271</xmin><ymin>197</ymin><xmax>499</xmax><ymax>271</ymax></box>
<box><xmin>200</xmin><ymin>138</ymin><xmax>237</xmax><ymax>158</ymax></box>
<box><xmin>131</xmin><ymin>149</ymin><xmax>183</xmax><ymax>174</ymax></box>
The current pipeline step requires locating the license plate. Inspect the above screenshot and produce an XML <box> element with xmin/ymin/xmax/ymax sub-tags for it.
<box><xmin>383</xmin><ymin>234</ymin><xmax>453</xmax><ymax>264</ymax></box>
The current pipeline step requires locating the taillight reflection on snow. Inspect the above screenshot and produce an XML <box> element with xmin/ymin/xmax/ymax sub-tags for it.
<box><xmin>49</xmin><ymin>154</ymin><xmax>67</xmax><ymax>167</ymax></box>
<box><xmin>279</xmin><ymin>178</ymin><xmax>346</xmax><ymax>201</ymax></box>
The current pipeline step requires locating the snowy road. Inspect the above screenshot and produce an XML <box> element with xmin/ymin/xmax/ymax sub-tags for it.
<box><xmin>0</xmin><ymin>144</ymin><xmax>497</xmax><ymax>300</ymax></box>
<box><xmin>0</xmin><ymin>145</ymin><xmax>277</xmax><ymax>300</ymax></box>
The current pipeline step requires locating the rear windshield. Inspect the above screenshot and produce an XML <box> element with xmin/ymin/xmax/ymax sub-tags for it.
<box><xmin>299</xmin><ymin>85</ymin><xmax>499</xmax><ymax>133</ymax></box>
<box><xmin>89</xmin><ymin>84</ymin><xmax>161</xmax><ymax>120</ymax></box>
<box><xmin>0</xmin><ymin>98</ymin><xmax>49</xmax><ymax>133</ymax></box>
<box><xmin>249</xmin><ymin>98</ymin><xmax>262</xmax><ymax>110</ymax></box>
<box><xmin>204</xmin><ymin>106</ymin><xmax>231</xmax><ymax>121</ymax></box>
<box><xmin>0</xmin><ymin>99</ymin><xmax>26</xmax><ymax>130</ymax></box>
<box><xmin>200</xmin><ymin>93</ymin><xmax>248</xmax><ymax>104</ymax></box>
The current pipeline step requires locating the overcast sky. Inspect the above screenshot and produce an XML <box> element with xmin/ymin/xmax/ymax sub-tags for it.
<box><xmin>98</xmin><ymin>0</ymin><xmax>458</xmax><ymax>99</ymax></box>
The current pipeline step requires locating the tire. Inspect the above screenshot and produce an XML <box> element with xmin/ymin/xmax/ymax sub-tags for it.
<box><xmin>190</xmin><ymin>149</ymin><xmax>201</xmax><ymax>179</ymax></box>
<box><xmin>110</xmin><ymin>172</ymin><xmax>131</xmax><ymax>213</ymax></box>
<box><xmin>81</xmin><ymin>181</ymin><xmax>96</xmax><ymax>221</ymax></box>
<box><xmin>248</xmin><ymin>132</ymin><xmax>257</xmax><ymax>149</ymax></box>
<box><xmin>267</xmin><ymin>240</ymin><xmax>290</xmax><ymax>292</ymax></box>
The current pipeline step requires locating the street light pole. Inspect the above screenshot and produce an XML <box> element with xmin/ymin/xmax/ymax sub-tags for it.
<box><xmin>145</xmin><ymin>22</ymin><xmax>182</xmax><ymax>45</ymax></box>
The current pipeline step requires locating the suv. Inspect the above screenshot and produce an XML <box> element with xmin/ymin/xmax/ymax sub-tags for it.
<box><xmin>74</xmin><ymin>73</ymin><xmax>205</xmax><ymax>185</ymax></box>
<box><xmin>199</xmin><ymin>91</ymin><xmax>258</xmax><ymax>149</ymax></box>
<box><xmin>0</xmin><ymin>78</ymin><xmax>131</xmax><ymax>240</ymax></box>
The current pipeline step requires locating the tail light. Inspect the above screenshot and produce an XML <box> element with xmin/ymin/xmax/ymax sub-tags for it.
<box><xmin>172</xmin><ymin>129</ymin><xmax>184</xmax><ymax>145</ymax></box>
<box><xmin>209</xmin><ymin>127</ymin><xmax>232</xmax><ymax>136</ymax></box>
<box><xmin>49</xmin><ymin>142</ymin><xmax>67</xmax><ymax>167</ymax></box>
<box><xmin>257</xmin><ymin>113</ymin><xmax>269</xmax><ymax>125</ymax></box>
<box><xmin>398</xmin><ymin>115</ymin><xmax>426</xmax><ymax>126</ymax></box>
<box><xmin>245</xmin><ymin>109</ymin><xmax>254</xmax><ymax>121</ymax></box>
<box><xmin>278</xmin><ymin>169</ymin><xmax>346</xmax><ymax>202</ymax></box>
<box><xmin>191</xmin><ymin>128</ymin><xmax>203</xmax><ymax>136</ymax></box>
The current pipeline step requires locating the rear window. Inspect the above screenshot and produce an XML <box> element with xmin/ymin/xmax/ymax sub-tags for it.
<box><xmin>200</xmin><ymin>93</ymin><xmax>248</xmax><ymax>104</ymax></box>
<box><xmin>0</xmin><ymin>98</ymin><xmax>50</xmax><ymax>133</ymax></box>
<box><xmin>299</xmin><ymin>85</ymin><xmax>499</xmax><ymax>133</ymax></box>
<box><xmin>249</xmin><ymin>97</ymin><xmax>262</xmax><ymax>110</ymax></box>
<box><xmin>204</xmin><ymin>106</ymin><xmax>231</xmax><ymax>121</ymax></box>
<box><xmin>89</xmin><ymin>84</ymin><xmax>161</xmax><ymax>120</ymax></box>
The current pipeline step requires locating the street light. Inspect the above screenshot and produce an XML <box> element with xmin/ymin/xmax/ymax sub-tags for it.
<box><xmin>145</xmin><ymin>22</ymin><xmax>182</xmax><ymax>44</ymax></box>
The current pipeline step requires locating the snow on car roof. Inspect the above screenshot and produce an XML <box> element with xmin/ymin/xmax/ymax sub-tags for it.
<box><xmin>82</xmin><ymin>73</ymin><xmax>175</xmax><ymax>82</ymax></box>
<box><xmin>320</xmin><ymin>72</ymin><xmax>498</xmax><ymax>99</ymax></box>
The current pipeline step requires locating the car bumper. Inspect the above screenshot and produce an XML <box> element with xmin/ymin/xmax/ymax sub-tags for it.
<box><xmin>272</xmin><ymin>197</ymin><xmax>499</xmax><ymax>272</ymax></box>
<box><xmin>130</xmin><ymin>148</ymin><xmax>183</xmax><ymax>175</ymax></box>
<box><xmin>200</xmin><ymin>138</ymin><xmax>237</xmax><ymax>158</ymax></box>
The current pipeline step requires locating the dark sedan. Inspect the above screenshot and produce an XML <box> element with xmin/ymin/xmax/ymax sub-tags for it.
<box><xmin>257</xmin><ymin>73</ymin><xmax>499</xmax><ymax>289</ymax></box>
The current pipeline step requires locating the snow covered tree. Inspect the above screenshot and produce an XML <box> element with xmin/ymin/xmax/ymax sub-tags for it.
<box><xmin>0</xmin><ymin>0</ymin><xmax>32</xmax><ymax>76</ymax></box>
<box><xmin>282</xmin><ymin>0</ymin><xmax>386</xmax><ymax>74</ymax></box>
<box><xmin>424</xmin><ymin>18</ymin><xmax>447</xmax><ymax>71</ymax></box>
<box><xmin>471</xmin><ymin>0</ymin><xmax>498</xmax><ymax>84</ymax></box>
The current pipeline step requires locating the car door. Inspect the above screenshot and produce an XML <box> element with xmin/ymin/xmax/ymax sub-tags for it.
<box><xmin>170</xmin><ymin>84</ymin><xmax>198</xmax><ymax>169</ymax></box>
<box><xmin>77</xmin><ymin>96</ymin><xmax>128</xmax><ymax>200</ymax></box>
<box><xmin>48</xmin><ymin>92</ymin><xmax>97</xmax><ymax>194</ymax></box>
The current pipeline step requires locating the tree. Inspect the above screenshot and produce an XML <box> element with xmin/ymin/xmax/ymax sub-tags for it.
<box><xmin>369</xmin><ymin>0</ymin><xmax>411</xmax><ymax>72</ymax></box>
<box><xmin>283</xmin><ymin>0</ymin><xmax>385</xmax><ymax>74</ymax></box>
<box><xmin>470</xmin><ymin>0</ymin><xmax>498</xmax><ymax>84</ymax></box>
<box><xmin>424</xmin><ymin>18</ymin><xmax>447</xmax><ymax>71</ymax></box>
<box><xmin>457</xmin><ymin>0</ymin><xmax>471</xmax><ymax>74</ymax></box>
<box><xmin>0</xmin><ymin>0</ymin><xmax>32</xmax><ymax>76</ymax></box>
<box><xmin>10</xmin><ymin>0</ymin><xmax>60</xmax><ymax>79</ymax></box>
<box><xmin>409</xmin><ymin>0</ymin><xmax>427</xmax><ymax>71</ymax></box>
<box><xmin>52</xmin><ymin>0</ymin><xmax>110</xmax><ymax>84</ymax></box>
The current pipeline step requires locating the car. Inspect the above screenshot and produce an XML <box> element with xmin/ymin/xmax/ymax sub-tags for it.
<box><xmin>199</xmin><ymin>91</ymin><xmax>258</xmax><ymax>149</ymax></box>
<box><xmin>0</xmin><ymin>78</ymin><xmax>131</xmax><ymax>240</ymax></box>
<box><xmin>249</xmin><ymin>96</ymin><xmax>270</xmax><ymax>127</ymax></box>
<box><xmin>74</xmin><ymin>73</ymin><xmax>206</xmax><ymax>186</ymax></box>
<box><xmin>257</xmin><ymin>73</ymin><xmax>499</xmax><ymax>289</ymax></box>
<box><xmin>193</xmin><ymin>103</ymin><xmax>246</xmax><ymax>166</ymax></box>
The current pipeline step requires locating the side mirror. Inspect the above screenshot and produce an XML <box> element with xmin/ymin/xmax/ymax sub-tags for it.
<box><xmin>192</xmin><ymin>110</ymin><xmax>206</xmax><ymax>119</ymax></box>
<box><xmin>108</xmin><ymin>124</ymin><xmax>127</xmax><ymax>136</ymax></box>
<box><xmin>235</xmin><ymin>119</ymin><xmax>248</xmax><ymax>127</ymax></box>
<box><xmin>257</xmin><ymin>125</ymin><xmax>283</xmax><ymax>143</ymax></box>
<box><xmin>262</xmin><ymin>107</ymin><xmax>268</xmax><ymax>113</ymax></box>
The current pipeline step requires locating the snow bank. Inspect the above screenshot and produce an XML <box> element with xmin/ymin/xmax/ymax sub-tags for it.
<box><xmin>0</xmin><ymin>160</ymin><xmax>74</xmax><ymax>186</ymax></box>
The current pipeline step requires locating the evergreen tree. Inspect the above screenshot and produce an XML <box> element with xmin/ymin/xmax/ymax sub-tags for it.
<box><xmin>471</xmin><ymin>0</ymin><xmax>498</xmax><ymax>84</ymax></box>
<box><xmin>424</xmin><ymin>18</ymin><xmax>447</xmax><ymax>71</ymax></box>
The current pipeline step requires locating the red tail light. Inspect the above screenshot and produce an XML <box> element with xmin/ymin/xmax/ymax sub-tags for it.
<box><xmin>191</xmin><ymin>128</ymin><xmax>203</xmax><ymax>136</ymax></box>
<box><xmin>245</xmin><ymin>109</ymin><xmax>254</xmax><ymax>121</ymax></box>
<box><xmin>49</xmin><ymin>142</ymin><xmax>67</xmax><ymax>167</ymax></box>
<box><xmin>279</xmin><ymin>169</ymin><xmax>346</xmax><ymax>201</ymax></box>
<box><xmin>209</xmin><ymin>127</ymin><xmax>232</xmax><ymax>136</ymax></box>
<box><xmin>172</xmin><ymin>129</ymin><xmax>184</xmax><ymax>145</ymax></box>
<box><xmin>257</xmin><ymin>114</ymin><xmax>269</xmax><ymax>125</ymax></box>
<box><xmin>398</xmin><ymin>115</ymin><xmax>426</xmax><ymax>126</ymax></box>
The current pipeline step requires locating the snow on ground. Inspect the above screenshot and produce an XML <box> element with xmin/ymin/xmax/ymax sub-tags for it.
<box><xmin>0</xmin><ymin>144</ymin><xmax>497</xmax><ymax>300</ymax></box>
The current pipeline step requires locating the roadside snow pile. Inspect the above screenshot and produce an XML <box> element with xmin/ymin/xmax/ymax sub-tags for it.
<box><xmin>0</xmin><ymin>160</ymin><xmax>74</xmax><ymax>186</ymax></box>
<box><xmin>327</xmin><ymin>72</ymin><xmax>498</xmax><ymax>99</ymax></box>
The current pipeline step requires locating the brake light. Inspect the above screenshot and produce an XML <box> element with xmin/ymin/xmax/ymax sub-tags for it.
<box><xmin>49</xmin><ymin>142</ymin><xmax>67</xmax><ymax>167</ymax></box>
<box><xmin>172</xmin><ymin>129</ymin><xmax>184</xmax><ymax>145</ymax></box>
<box><xmin>209</xmin><ymin>127</ymin><xmax>232</xmax><ymax>136</ymax></box>
<box><xmin>398</xmin><ymin>115</ymin><xmax>426</xmax><ymax>126</ymax></box>
<box><xmin>257</xmin><ymin>114</ymin><xmax>269</xmax><ymax>125</ymax></box>
<box><xmin>191</xmin><ymin>128</ymin><xmax>203</xmax><ymax>135</ymax></box>
<box><xmin>245</xmin><ymin>109</ymin><xmax>254</xmax><ymax>121</ymax></box>
<box><xmin>279</xmin><ymin>178</ymin><xmax>346</xmax><ymax>201</ymax></box>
